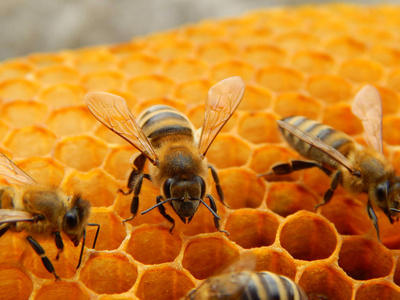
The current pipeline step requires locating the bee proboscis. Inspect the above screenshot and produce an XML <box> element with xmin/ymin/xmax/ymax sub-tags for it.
<box><xmin>0</xmin><ymin>153</ymin><xmax>100</xmax><ymax>280</ymax></box>
<box><xmin>85</xmin><ymin>76</ymin><xmax>245</xmax><ymax>233</ymax></box>
<box><xmin>260</xmin><ymin>85</ymin><xmax>400</xmax><ymax>241</ymax></box>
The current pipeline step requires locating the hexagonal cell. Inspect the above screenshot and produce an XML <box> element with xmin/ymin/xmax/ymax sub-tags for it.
<box><xmin>211</xmin><ymin>60</ymin><xmax>254</xmax><ymax>81</ymax></box>
<box><xmin>39</xmin><ymin>83</ymin><xmax>87</xmax><ymax>109</ymax></box>
<box><xmin>46</xmin><ymin>106</ymin><xmax>97</xmax><ymax>136</ymax></box>
<box><xmin>95</xmin><ymin>123</ymin><xmax>133</xmax><ymax>146</ymax></box>
<box><xmin>81</xmin><ymin>70</ymin><xmax>124</xmax><ymax>91</ymax></box>
<box><xmin>54</xmin><ymin>136</ymin><xmax>108</xmax><ymax>172</ymax></box>
<box><xmin>280</xmin><ymin>211</ymin><xmax>338</xmax><ymax>261</ymax></box>
<box><xmin>292</xmin><ymin>50</ymin><xmax>335</xmax><ymax>74</ymax></box>
<box><xmin>275</xmin><ymin>31</ymin><xmax>318</xmax><ymax>51</ymax></box>
<box><xmin>0</xmin><ymin>120</ymin><xmax>9</xmax><ymax>142</ymax></box>
<box><xmin>338</xmin><ymin>236</ymin><xmax>393</xmax><ymax>280</ymax></box>
<box><xmin>0</xmin><ymin>78</ymin><xmax>39</xmax><ymax>101</ymax></box>
<box><xmin>215</xmin><ymin>168</ymin><xmax>266</xmax><ymax>209</ymax></box>
<box><xmin>182</xmin><ymin>236</ymin><xmax>240</xmax><ymax>280</ymax></box>
<box><xmin>36</xmin><ymin>282</ymin><xmax>90</xmax><ymax>300</ymax></box>
<box><xmin>377</xmin><ymin>86</ymin><xmax>400</xmax><ymax>115</ymax></box>
<box><xmin>253</xmin><ymin>248</ymin><xmax>297</xmax><ymax>279</ymax></box>
<box><xmin>355</xmin><ymin>282</ymin><xmax>400</xmax><ymax>300</ymax></box>
<box><xmin>173</xmin><ymin>79</ymin><xmax>212</xmax><ymax>104</ymax></box>
<box><xmin>1</xmin><ymin>100</ymin><xmax>49</xmax><ymax>128</ymax></box>
<box><xmin>125</xmin><ymin>224</ymin><xmax>182</xmax><ymax>264</ymax></box>
<box><xmin>242</xmin><ymin>44</ymin><xmax>287</xmax><ymax>66</ymax></box>
<box><xmin>103</xmin><ymin>146</ymin><xmax>136</xmax><ymax>181</ymax></box>
<box><xmin>225</xmin><ymin>209</ymin><xmax>279</xmax><ymax>248</ymax></box>
<box><xmin>299</xmin><ymin>265</ymin><xmax>353</xmax><ymax>300</ymax></box>
<box><xmin>274</xmin><ymin>92</ymin><xmax>322</xmax><ymax>120</ymax></box>
<box><xmin>182</xmin><ymin>22</ymin><xmax>226</xmax><ymax>43</ymax></box>
<box><xmin>383</xmin><ymin>116</ymin><xmax>400</xmax><ymax>146</ymax></box>
<box><xmin>380</xmin><ymin>209</ymin><xmax>400</xmax><ymax>249</ymax></box>
<box><xmin>0</xmin><ymin>61</ymin><xmax>32</xmax><ymax>81</ymax></box>
<box><xmin>162</xmin><ymin>58</ymin><xmax>208</xmax><ymax>82</ymax></box>
<box><xmin>306</xmin><ymin>74</ymin><xmax>352</xmax><ymax>103</ymax></box>
<box><xmin>325</xmin><ymin>36</ymin><xmax>366</xmax><ymax>58</ymax></box>
<box><xmin>206</xmin><ymin>134</ymin><xmax>251</xmax><ymax>169</ymax></box>
<box><xmin>301</xmin><ymin>167</ymin><xmax>336</xmax><ymax>197</ymax></box>
<box><xmin>322</xmin><ymin>102</ymin><xmax>363</xmax><ymax>135</ymax></box>
<box><xmin>388</xmin><ymin>69</ymin><xmax>400</xmax><ymax>92</ymax></box>
<box><xmin>197</xmin><ymin>40</ymin><xmax>237</xmax><ymax>64</ymax></box>
<box><xmin>126</xmin><ymin>75</ymin><xmax>175</xmax><ymax>100</ymax></box>
<box><xmin>4</xmin><ymin>126</ymin><xmax>56</xmax><ymax>158</ymax></box>
<box><xmin>136</xmin><ymin>265</ymin><xmax>195</xmax><ymax>300</ymax></box>
<box><xmin>133</xmin><ymin>97</ymin><xmax>186</xmax><ymax>117</ymax></box>
<box><xmin>16</xmin><ymin>157</ymin><xmax>65</xmax><ymax>186</ymax></box>
<box><xmin>356</xmin><ymin>26</ymin><xmax>394</xmax><ymax>43</ymax></box>
<box><xmin>80</xmin><ymin>252</ymin><xmax>138</xmax><ymax>294</ymax></box>
<box><xmin>371</xmin><ymin>45</ymin><xmax>400</xmax><ymax>67</ymax></box>
<box><xmin>34</xmin><ymin>66</ymin><xmax>81</xmax><ymax>85</ymax></box>
<box><xmin>238</xmin><ymin>112</ymin><xmax>281</xmax><ymax>144</ymax></box>
<box><xmin>27</xmin><ymin>52</ymin><xmax>66</xmax><ymax>67</ymax></box>
<box><xmin>0</xmin><ymin>264</ymin><xmax>33</xmax><ymax>299</ymax></box>
<box><xmin>256</xmin><ymin>66</ymin><xmax>303</xmax><ymax>92</ymax></box>
<box><xmin>339</xmin><ymin>59</ymin><xmax>384</xmax><ymax>83</ymax></box>
<box><xmin>62</xmin><ymin>168</ymin><xmax>119</xmax><ymax>207</ymax></box>
<box><xmin>119</xmin><ymin>53</ymin><xmax>161</xmax><ymax>76</ymax></box>
<box><xmin>238</xmin><ymin>84</ymin><xmax>272</xmax><ymax>111</ymax></box>
<box><xmin>85</xmin><ymin>208</ymin><xmax>126</xmax><ymax>251</ymax></box>
<box><xmin>73</xmin><ymin>48</ymin><xmax>116</xmax><ymax>73</ymax></box>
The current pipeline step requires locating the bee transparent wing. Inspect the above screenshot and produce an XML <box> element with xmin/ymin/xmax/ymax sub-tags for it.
<box><xmin>0</xmin><ymin>153</ymin><xmax>37</xmax><ymax>186</ymax></box>
<box><xmin>85</xmin><ymin>92</ymin><xmax>158</xmax><ymax>164</ymax></box>
<box><xmin>352</xmin><ymin>85</ymin><xmax>383</xmax><ymax>153</ymax></box>
<box><xmin>198</xmin><ymin>76</ymin><xmax>245</xmax><ymax>156</ymax></box>
<box><xmin>277</xmin><ymin>120</ymin><xmax>358</xmax><ymax>174</ymax></box>
<box><xmin>0</xmin><ymin>209</ymin><xmax>35</xmax><ymax>224</ymax></box>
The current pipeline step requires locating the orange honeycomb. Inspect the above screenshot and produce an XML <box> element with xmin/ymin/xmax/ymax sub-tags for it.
<box><xmin>1</xmin><ymin>3</ymin><xmax>400</xmax><ymax>299</ymax></box>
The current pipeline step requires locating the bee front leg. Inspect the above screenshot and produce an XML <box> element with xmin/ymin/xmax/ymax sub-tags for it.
<box><xmin>315</xmin><ymin>170</ymin><xmax>342</xmax><ymax>209</ymax></box>
<box><xmin>53</xmin><ymin>231</ymin><xmax>64</xmax><ymax>260</ymax></box>
<box><xmin>207</xmin><ymin>195</ymin><xmax>229</xmax><ymax>235</ymax></box>
<box><xmin>208</xmin><ymin>164</ymin><xmax>230</xmax><ymax>208</ymax></box>
<box><xmin>155</xmin><ymin>195</ymin><xmax>176</xmax><ymax>233</ymax></box>
<box><xmin>122</xmin><ymin>173</ymin><xmax>151</xmax><ymax>223</ymax></box>
<box><xmin>367</xmin><ymin>200</ymin><xmax>381</xmax><ymax>242</ymax></box>
<box><xmin>27</xmin><ymin>236</ymin><xmax>60</xmax><ymax>281</ymax></box>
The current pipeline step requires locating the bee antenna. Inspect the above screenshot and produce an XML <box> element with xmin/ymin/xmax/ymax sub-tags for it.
<box><xmin>87</xmin><ymin>223</ymin><xmax>100</xmax><ymax>249</ymax></box>
<box><xmin>390</xmin><ymin>208</ymin><xmax>400</xmax><ymax>213</ymax></box>
<box><xmin>141</xmin><ymin>198</ymin><xmax>181</xmax><ymax>215</ymax></box>
<box><xmin>76</xmin><ymin>228</ymin><xmax>86</xmax><ymax>269</ymax></box>
<box><xmin>193</xmin><ymin>197</ymin><xmax>221</xmax><ymax>220</ymax></box>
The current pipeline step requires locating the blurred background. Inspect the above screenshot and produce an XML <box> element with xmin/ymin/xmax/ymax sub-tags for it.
<box><xmin>0</xmin><ymin>0</ymin><xmax>390</xmax><ymax>61</ymax></box>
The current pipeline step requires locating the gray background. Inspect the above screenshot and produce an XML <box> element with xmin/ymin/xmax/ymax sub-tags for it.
<box><xmin>0</xmin><ymin>0</ymin><xmax>391</xmax><ymax>61</ymax></box>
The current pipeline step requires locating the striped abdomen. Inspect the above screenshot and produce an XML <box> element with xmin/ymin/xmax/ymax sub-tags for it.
<box><xmin>137</xmin><ymin>105</ymin><xmax>195</xmax><ymax>148</ymax></box>
<box><xmin>280</xmin><ymin>116</ymin><xmax>355</xmax><ymax>170</ymax></box>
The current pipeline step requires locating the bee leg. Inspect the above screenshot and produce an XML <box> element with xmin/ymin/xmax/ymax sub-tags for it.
<box><xmin>207</xmin><ymin>195</ymin><xmax>229</xmax><ymax>235</ymax></box>
<box><xmin>0</xmin><ymin>224</ymin><xmax>10</xmax><ymax>238</ymax></box>
<box><xmin>118</xmin><ymin>153</ymin><xmax>149</xmax><ymax>195</ymax></box>
<box><xmin>367</xmin><ymin>200</ymin><xmax>381</xmax><ymax>242</ymax></box>
<box><xmin>260</xmin><ymin>160</ymin><xmax>332</xmax><ymax>176</ymax></box>
<box><xmin>54</xmin><ymin>231</ymin><xmax>64</xmax><ymax>260</ymax></box>
<box><xmin>155</xmin><ymin>195</ymin><xmax>176</xmax><ymax>233</ymax></box>
<box><xmin>122</xmin><ymin>173</ymin><xmax>151</xmax><ymax>223</ymax></box>
<box><xmin>208</xmin><ymin>164</ymin><xmax>231</xmax><ymax>209</ymax></box>
<box><xmin>315</xmin><ymin>170</ymin><xmax>342</xmax><ymax>209</ymax></box>
<box><xmin>27</xmin><ymin>236</ymin><xmax>61</xmax><ymax>281</ymax></box>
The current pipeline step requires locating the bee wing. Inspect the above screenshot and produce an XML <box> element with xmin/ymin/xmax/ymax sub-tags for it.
<box><xmin>85</xmin><ymin>92</ymin><xmax>158</xmax><ymax>164</ymax></box>
<box><xmin>277</xmin><ymin>120</ymin><xmax>358</xmax><ymax>174</ymax></box>
<box><xmin>0</xmin><ymin>153</ymin><xmax>37</xmax><ymax>186</ymax></box>
<box><xmin>352</xmin><ymin>85</ymin><xmax>383</xmax><ymax>153</ymax></box>
<box><xmin>197</xmin><ymin>76</ymin><xmax>245</xmax><ymax>156</ymax></box>
<box><xmin>0</xmin><ymin>209</ymin><xmax>35</xmax><ymax>224</ymax></box>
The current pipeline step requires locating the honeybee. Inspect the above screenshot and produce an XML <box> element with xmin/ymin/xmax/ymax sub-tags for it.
<box><xmin>260</xmin><ymin>85</ymin><xmax>400</xmax><ymax>241</ymax></box>
<box><xmin>185</xmin><ymin>253</ymin><xmax>307</xmax><ymax>300</ymax></box>
<box><xmin>0</xmin><ymin>153</ymin><xmax>100</xmax><ymax>280</ymax></box>
<box><xmin>85</xmin><ymin>76</ymin><xmax>245</xmax><ymax>233</ymax></box>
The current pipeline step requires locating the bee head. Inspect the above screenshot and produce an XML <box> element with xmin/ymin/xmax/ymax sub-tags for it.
<box><xmin>374</xmin><ymin>177</ymin><xmax>400</xmax><ymax>224</ymax></box>
<box><xmin>62</xmin><ymin>195</ymin><xmax>91</xmax><ymax>246</ymax></box>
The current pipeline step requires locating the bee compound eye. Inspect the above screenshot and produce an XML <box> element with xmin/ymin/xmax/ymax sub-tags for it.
<box><xmin>163</xmin><ymin>178</ymin><xmax>174</xmax><ymax>198</ymax></box>
<box><xmin>65</xmin><ymin>212</ymin><xmax>78</xmax><ymax>229</ymax></box>
<box><xmin>376</xmin><ymin>184</ymin><xmax>388</xmax><ymax>202</ymax></box>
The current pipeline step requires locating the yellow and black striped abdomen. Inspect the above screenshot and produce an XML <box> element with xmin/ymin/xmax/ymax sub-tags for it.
<box><xmin>280</xmin><ymin>116</ymin><xmax>355</xmax><ymax>169</ymax></box>
<box><xmin>137</xmin><ymin>105</ymin><xmax>195</xmax><ymax>148</ymax></box>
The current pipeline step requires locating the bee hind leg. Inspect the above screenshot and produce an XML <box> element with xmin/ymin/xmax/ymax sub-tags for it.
<box><xmin>208</xmin><ymin>164</ymin><xmax>231</xmax><ymax>209</ymax></box>
<box><xmin>367</xmin><ymin>200</ymin><xmax>381</xmax><ymax>242</ymax></box>
<box><xmin>207</xmin><ymin>194</ymin><xmax>229</xmax><ymax>236</ymax></box>
<box><xmin>315</xmin><ymin>170</ymin><xmax>342</xmax><ymax>210</ymax></box>
<box><xmin>259</xmin><ymin>160</ymin><xmax>332</xmax><ymax>177</ymax></box>
<box><xmin>27</xmin><ymin>236</ymin><xmax>60</xmax><ymax>281</ymax></box>
<box><xmin>155</xmin><ymin>195</ymin><xmax>176</xmax><ymax>233</ymax></box>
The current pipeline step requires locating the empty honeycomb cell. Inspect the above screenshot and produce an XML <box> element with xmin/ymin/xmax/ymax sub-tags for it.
<box><xmin>383</xmin><ymin>116</ymin><xmax>400</xmax><ymax>146</ymax></box>
<box><xmin>125</xmin><ymin>224</ymin><xmax>182</xmax><ymax>264</ymax></box>
<box><xmin>355</xmin><ymin>282</ymin><xmax>400</xmax><ymax>300</ymax></box>
<box><xmin>54</xmin><ymin>136</ymin><xmax>108</xmax><ymax>172</ymax></box>
<box><xmin>34</xmin><ymin>66</ymin><xmax>81</xmax><ymax>85</ymax></box>
<box><xmin>338</xmin><ymin>236</ymin><xmax>393</xmax><ymax>280</ymax></box>
<box><xmin>173</xmin><ymin>79</ymin><xmax>212</xmax><ymax>104</ymax></box>
<box><xmin>307</xmin><ymin>74</ymin><xmax>352</xmax><ymax>103</ymax></box>
<box><xmin>215</xmin><ymin>168</ymin><xmax>266</xmax><ymax>209</ymax></box>
<box><xmin>239</xmin><ymin>84</ymin><xmax>272</xmax><ymax>111</ymax></box>
<box><xmin>80</xmin><ymin>252</ymin><xmax>138</xmax><ymax>294</ymax></box>
<box><xmin>325</xmin><ymin>36</ymin><xmax>366</xmax><ymax>58</ymax></box>
<box><xmin>1</xmin><ymin>100</ymin><xmax>48</xmax><ymax>128</ymax></box>
<box><xmin>299</xmin><ymin>265</ymin><xmax>353</xmax><ymax>300</ymax></box>
<box><xmin>35</xmin><ymin>282</ymin><xmax>90</xmax><ymax>300</ymax></box>
<box><xmin>136</xmin><ymin>265</ymin><xmax>195</xmax><ymax>300</ymax></box>
<box><xmin>197</xmin><ymin>41</ymin><xmax>237</xmax><ymax>65</ymax></box>
<box><xmin>63</xmin><ymin>168</ymin><xmax>118</xmax><ymax>208</ymax></box>
<box><xmin>234</xmin><ymin>27</ymin><xmax>273</xmax><ymax>46</ymax></box>
<box><xmin>4</xmin><ymin>126</ymin><xmax>56</xmax><ymax>158</ymax></box>
<box><xmin>292</xmin><ymin>51</ymin><xmax>335</xmax><ymax>74</ymax></box>
<box><xmin>162</xmin><ymin>58</ymin><xmax>208</xmax><ymax>82</ymax></box>
<box><xmin>387</xmin><ymin>69</ymin><xmax>400</xmax><ymax>92</ymax></box>
<box><xmin>133</xmin><ymin>97</ymin><xmax>186</xmax><ymax>117</ymax></box>
<box><xmin>0</xmin><ymin>264</ymin><xmax>33</xmax><ymax>300</ymax></box>
<box><xmin>46</xmin><ymin>106</ymin><xmax>97</xmax><ymax>136</ymax></box>
<box><xmin>0</xmin><ymin>61</ymin><xmax>32</xmax><ymax>81</ymax></box>
<box><xmin>242</xmin><ymin>44</ymin><xmax>287</xmax><ymax>66</ymax></box>
<box><xmin>253</xmin><ymin>248</ymin><xmax>297</xmax><ymax>279</ymax></box>
<box><xmin>302</xmin><ymin>168</ymin><xmax>335</xmax><ymax>196</ymax></box>
<box><xmin>267</xmin><ymin>182</ymin><xmax>318</xmax><ymax>218</ymax></box>
<box><xmin>0</xmin><ymin>78</ymin><xmax>39</xmax><ymax>101</ymax></box>
<box><xmin>381</xmin><ymin>215</ymin><xmax>400</xmax><ymax>249</ymax></box>
<box><xmin>183</xmin><ymin>22</ymin><xmax>226</xmax><ymax>43</ymax></box>
<box><xmin>322</xmin><ymin>102</ymin><xmax>363</xmax><ymax>135</ymax></box>
<box><xmin>16</xmin><ymin>157</ymin><xmax>65</xmax><ymax>186</ymax></box>
<box><xmin>126</xmin><ymin>75</ymin><xmax>174</xmax><ymax>100</ymax></box>
<box><xmin>339</xmin><ymin>59</ymin><xmax>384</xmax><ymax>83</ymax></box>
<box><xmin>211</xmin><ymin>60</ymin><xmax>255</xmax><ymax>82</ymax></box>
<box><xmin>274</xmin><ymin>92</ymin><xmax>322</xmax><ymax>120</ymax></box>
<box><xmin>95</xmin><ymin>120</ymin><xmax>133</xmax><ymax>146</ymax></box>
<box><xmin>206</xmin><ymin>134</ymin><xmax>251</xmax><ymax>169</ymax></box>
<box><xmin>225</xmin><ymin>209</ymin><xmax>279</xmax><ymax>248</ymax></box>
<box><xmin>27</xmin><ymin>53</ymin><xmax>66</xmax><ymax>67</ymax></box>
<box><xmin>39</xmin><ymin>84</ymin><xmax>87</xmax><ymax>109</ymax></box>
<box><xmin>371</xmin><ymin>45</ymin><xmax>400</xmax><ymax>67</ymax></box>
<box><xmin>275</xmin><ymin>31</ymin><xmax>318</xmax><ymax>51</ymax></box>
<box><xmin>280</xmin><ymin>211</ymin><xmax>337</xmax><ymax>261</ymax></box>
<box><xmin>81</xmin><ymin>70</ymin><xmax>124</xmax><ymax>91</ymax></box>
<box><xmin>73</xmin><ymin>49</ymin><xmax>116</xmax><ymax>73</ymax></box>
<box><xmin>0</xmin><ymin>120</ymin><xmax>9</xmax><ymax>142</ymax></box>
<box><xmin>182</xmin><ymin>236</ymin><xmax>240</xmax><ymax>280</ymax></box>
<box><xmin>120</xmin><ymin>53</ymin><xmax>161</xmax><ymax>78</ymax></box>
<box><xmin>237</xmin><ymin>112</ymin><xmax>281</xmax><ymax>144</ymax></box>
<box><xmin>103</xmin><ymin>146</ymin><xmax>136</xmax><ymax>181</ymax></box>
<box><xmin>256</xmin><ymin>66</ymin><xmax>303</xmax><ymax>92</ymax></box>
<box><xmin>357</xmin><ymin>26</ymin><xmax>394</xmax><ymax>44</ymax></box>
<box><xmin>85</xmin><ymin>208</ymin><xmax>126</xmax><ymax>251</ymax></box>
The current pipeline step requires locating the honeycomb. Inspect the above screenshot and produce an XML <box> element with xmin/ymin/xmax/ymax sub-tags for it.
<box><xmin>2</xmin><ymin>3</ymin><xmax>400</xmax><ymax>300</ymax></box>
